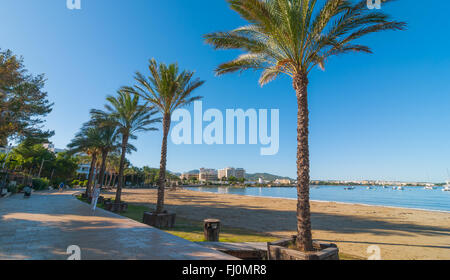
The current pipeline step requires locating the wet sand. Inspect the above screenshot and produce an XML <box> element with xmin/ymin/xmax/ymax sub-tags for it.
<box><xmin>115</xmin><ymin>188</ymin><xmax>450</xmax><ymax>260</ymax></box>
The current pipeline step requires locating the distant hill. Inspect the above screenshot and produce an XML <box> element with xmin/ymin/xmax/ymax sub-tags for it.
<box><xmin>245</xmin><ymin>173</ymin><xmax>294</xmax><ymax>182</ymax></box>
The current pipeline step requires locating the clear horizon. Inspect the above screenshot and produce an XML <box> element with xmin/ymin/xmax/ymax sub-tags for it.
<box><xmin>2</xmin><ymin>1</ymin><xmax>450</xmax><ymax>182</ymax></box>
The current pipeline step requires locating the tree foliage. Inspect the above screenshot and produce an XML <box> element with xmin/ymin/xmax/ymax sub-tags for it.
<box><xmin>0</xmin><ymin>49</ymin><xmax>54</xmax><ymax>145</ymax></box>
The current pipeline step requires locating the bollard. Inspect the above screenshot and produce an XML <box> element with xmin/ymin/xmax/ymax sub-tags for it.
<box><xmin>204</xmin><ymin>219</ymin><xmax>221</xmax><ymax>242</ymax></box>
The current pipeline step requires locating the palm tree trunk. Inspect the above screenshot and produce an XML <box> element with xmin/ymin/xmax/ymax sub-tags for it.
<box><xmin>97</xmin><ymin>151</ymin><xmax>108</xmax><ymax>189</ymax></box>
<box><xmin>115</xmin><ymin>134</ymin><xmax>129</xmax><ymax>203</ymax></box>
<box><xmin>86</xmin><ymin>153</ymin><xmax>97</xmax><ymax>196</ymax></box>
<box><xmin>293</xmin><ymin>73</ymin><xmax>314</xmax><ymax>252</ymax></box>
<box><xmin>107</xmin><ymin>172</ymin><xmax>112</xmax><ymax>187</ymax></box>
<box><xmin>156</xmin><ymin>113</ymin><xmax>171</xmax><ymax>213</ymax></box>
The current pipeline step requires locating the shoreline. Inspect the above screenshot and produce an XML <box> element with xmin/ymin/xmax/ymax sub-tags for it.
<box><xmin>114</xmin><ymin>188</ymin><xmax>450</xmax><ymax>260</ymax></box>
<box><xmin>186</xmin><ymin>188</ymin><xmax>450</xmax><ymax>213</ymax></box>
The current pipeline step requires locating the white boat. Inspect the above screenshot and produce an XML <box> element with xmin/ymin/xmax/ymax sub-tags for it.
<box><xmin>424</xmin><ymin>184</ymin><xmax>435</xmax><ymax>190</ymax></box>
<box><xmin>394</xmin><ymin>186</ymin><xmax>404</xmax><ymax>191</ymax></box>
<box><xmin>367</xmin><ymin>186</ymin><xmax>373</xmax><ymax>190</ymax></box>
<box><xmin>443</xmin><ymin>181</ymin><xmax>450</xmax><ymax>192</ymax></box>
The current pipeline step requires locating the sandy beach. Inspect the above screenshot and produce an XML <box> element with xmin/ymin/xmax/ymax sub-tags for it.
<box><xmin>115</xmin><ymin>188</ymin><xmax>450</xmax><ymax>260</ymax></box>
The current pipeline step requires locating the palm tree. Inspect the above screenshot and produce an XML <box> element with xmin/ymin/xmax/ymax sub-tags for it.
<box><xmin>94</xmin><ymin>125</ymin><xmax>120</xmax><ymax>189</ymax></box>
<box><xmin>68</xmin><ymin>126</ymin><xmax>103</xmax><ymax>196</ymax></box>
<box><xmin>91</xmin><ymin>91</ymin><xmax>160</xmax><ymax>203</ymax></box>
<box><xmin>123</xmin><ymin>59</ymin><xmax>205</xmax><ymax>213</ymax></box>
<box><xmin>204</xmin><ymin>0</ymin><xmax>406</xmax><ymax>251</ymax></box>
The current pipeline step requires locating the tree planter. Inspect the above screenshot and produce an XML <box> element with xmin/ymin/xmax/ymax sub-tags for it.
<box><xmin>97</xmin><ymin>196</ymin><xmax>104</xmax><ymax>204</ymax></box>
<box><xmin>104</xmin><ymin>201</ymin><xmax>112</xmax><ymax>211</ymax></box>
<box><xmin>142</xmin><ymin>211</ymin><xmax>176</xmax><ymax>228</ymax></box>
<box><xmin>110</xmin><ymin>202</ymin><xmax>128</xmax><ymax>213</ymax></box>
<box><xmin>267</xmin><ymin>236</ymin><xmax>339</xmax><ymax>260</ymax></box>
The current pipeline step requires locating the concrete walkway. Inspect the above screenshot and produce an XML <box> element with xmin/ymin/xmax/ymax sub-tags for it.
<box><xmin>0</xmin><ymin>190</ymin><xmax>237</xmax><ymax>260</ymax></box>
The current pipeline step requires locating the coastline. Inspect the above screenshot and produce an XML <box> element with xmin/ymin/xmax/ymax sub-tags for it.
<box><xmin>188</xmin><ymin>188</ymin><xmax>450</xmax><ymax>213</ymax></box>
<box><xmin>114</xmin><ymin>188</ymin><xmax>450</xmax><ymax>260</ymax></box>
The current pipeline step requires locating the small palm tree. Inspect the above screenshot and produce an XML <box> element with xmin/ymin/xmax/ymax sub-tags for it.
<box><xmin>91</xmin><ymin>91</ymin><xmax>160</xmax><ymax>203</ymax></box>
<box><xmin>94</xmin><ymin>124</ymin><xmax>120</xmax><ymax>189</ymax></box>
<box><xmin>124</xmin><ymin>59</ymin><xmax>205</xmax><ymax>213</ymax></box>
<box><xmin>68</xmin><ymin>126</ymin><xmax>103</xmax><ymax>196</ymax></box>
<box><xmin>205</xmin><ymin>0</ymin><xmax>406</xmax><ymax>251</ymax></box>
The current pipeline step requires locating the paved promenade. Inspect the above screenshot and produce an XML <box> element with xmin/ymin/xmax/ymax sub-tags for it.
<box><xmin>0</xmin><ymin>191</ymin><xmax>236</xmax><ymax>260</ymax></box>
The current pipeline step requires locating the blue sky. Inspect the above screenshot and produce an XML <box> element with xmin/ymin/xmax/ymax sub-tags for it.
<box><xmin>1</xmin><ymin>0</ymin><xmax>450</xmax><ymax>182</ymax></box>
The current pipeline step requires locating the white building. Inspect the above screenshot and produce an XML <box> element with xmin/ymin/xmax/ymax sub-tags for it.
<box><xmin>218</xmin><ymin>167</ymin><xmax>246</xmax><ymax>180</ymax></box>
<box><xmin>199</xmin><ymin>168</ymin><xmax>218</xmax><ymax>182</ymax></box>
<box><xmin>43</xmin><ymin>143</ymin><xmax>66</xmax><ymax>154</ymax></box>
<box><xmin>274</xmin><ymin>178</ymin><xmax>292</xmax><ymax>185</ymax></box>
<box><xmin>77</xmin><ymin>164</ymin><xmax>90</xmax><ymax>176</ymax></box>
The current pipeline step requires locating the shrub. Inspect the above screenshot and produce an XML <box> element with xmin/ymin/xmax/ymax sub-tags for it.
<box><xmin>82</xmin><ymin>180</ymin><xmax>88</xmax><ymax>187</ymax></box>
<box><xmin>17</xmin><ymin>184</ymin><xmax>26</xmax><ymax>192</ymax></box>
<box><xmin>72</xmin><ymin>179</ymin><xmax>80</xmax><ymax>186</ymax></box>
<box><xmin>32</xmin><ymin>178</ymin><xmax>50</xmax><ymax>190</ymax></box>
<box><xmin>7</xmin><ymin>184</ymin><xmax>18</xmax><ymax>194</ymax></box>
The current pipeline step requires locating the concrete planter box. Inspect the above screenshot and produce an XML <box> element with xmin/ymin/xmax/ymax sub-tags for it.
<box><xmin>111</xmin><ymin>202</ymin><xmax>128</xmax><ymax>213</ymax></box>
<box><xmin>97</xmin><ymin>196</ymin><xmax>105</xmax><ymax>205</ymax></box>
<box><xmin>104</xmin><ymin>201</ymin><xmax>112</xmax><ymax>211</ymax></box>
<box><xmin>143</xmin><ymin>211</ymin><xmax>176</xmax><ymax>228</ymax></box>
<box><xmin>267</xmin><ymin>236</ymin><xmax>339</xmax><ymax>260</ymax></box>
<box><xmin>104</xmin><ymin>201</ymin><xmax>127</xmax><ymax>213</ymax></box>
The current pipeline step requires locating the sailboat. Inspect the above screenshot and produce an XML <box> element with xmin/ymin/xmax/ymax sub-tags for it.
<box><xmin>443</xmin><ymin>170</ymin><xmax>450</xmax><ymax>192</ymax></box>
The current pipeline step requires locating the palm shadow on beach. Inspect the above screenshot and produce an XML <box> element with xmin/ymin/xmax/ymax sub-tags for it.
<box><xmin>122</xmin><ymin>190</ymin><xmax>450</xmax><ymax>251</ymax></box>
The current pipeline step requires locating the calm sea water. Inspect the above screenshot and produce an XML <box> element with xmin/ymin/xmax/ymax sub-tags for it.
<box><xmin>186</xmin><ymin>186</ymin><xmax>450</xmax><ymax>212</ymax></box>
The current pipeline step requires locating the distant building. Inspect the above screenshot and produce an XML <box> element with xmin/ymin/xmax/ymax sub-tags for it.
<box><xmin>181</xmin><ymin>173</ymin><xmax>199</xmax><ymax>181</ymax></box>
<box><xmin>77</xmin><ymin>164</ymin><xmax>90</xmax><ymax>176</ymax></box>
<box><xmin>258</xmin><ymin>178</ymin><xmax>264</xmax><ymax>184</ymax></box>
<box><xmin>199</xmin><ymin>168</ymin><xmax>218</xmax><ymax>182</ymax></box>
<box><xmin>218</xmin><ymin>167</ymin><xmax>246</xmax><ymax>180</ymax></box>
<box><xmin>43</xmin><ymin>143</ymin><xmax>66</xmax><ymax>154</ymax></box>
<box><xmin>274</xmin><ymin>179</ymin><xmax>291</xmax><ymax>185</ymax></box>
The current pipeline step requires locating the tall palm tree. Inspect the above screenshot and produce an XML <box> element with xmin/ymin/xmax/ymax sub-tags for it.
<box><xmin>123</xmin><ymin>59</ymin><xmax>205</xmax><ymax>213</ymax></box>
<box><xmin>67</xmin><ymin>126</ymin><xmax>102</xmax><ymax>196</ymax></box>
<box><xmin>91</xmin><ymin>91</ymin><xmax>160</xmax><ymax>203</ymax></box>
<box><xmin>205</xmin><ymin>0</ymin><xmax>406</xmax><ymax>251</ymax></box>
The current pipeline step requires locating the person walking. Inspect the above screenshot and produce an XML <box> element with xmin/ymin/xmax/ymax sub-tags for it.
<box><xmin>91</xmin><ymin>185</ymin><xmax>101</xmax><ymax>213</ymax></box>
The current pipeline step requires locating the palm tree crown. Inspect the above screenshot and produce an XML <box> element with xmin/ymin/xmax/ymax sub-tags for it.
<box><xmin>91</xmin><ymin>90</ymin><xmax>160</xmax><ymax>141</ymax></box>
<box><xmin>124</xmin><ymin>59</ymin><xmax>204</xmax><ymax>115</ymax></box>
<box><xmin>205</xmin><ymin>0</ymin><xmax>406</xmax><ymax>84</ymax></box>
